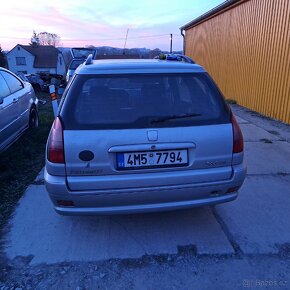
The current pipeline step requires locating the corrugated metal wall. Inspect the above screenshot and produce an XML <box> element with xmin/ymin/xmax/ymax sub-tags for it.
<box><xmin>185</xmin><ymin>0</ymin><xmax>290</xmax><ymax>124</ymax></box>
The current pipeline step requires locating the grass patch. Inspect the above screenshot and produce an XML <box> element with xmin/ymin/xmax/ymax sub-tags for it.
<box><xmin>0</xmin><ymin>92</ymin><xmax>54</xmax><ymax>230</ymax></box>
<box><xmin>226</xmin><ymin>99</ymin><xmax>237</xmax><ymax>105</ymax></box>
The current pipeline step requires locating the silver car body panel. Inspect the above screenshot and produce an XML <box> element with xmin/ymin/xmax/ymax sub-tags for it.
<box><xmin>45</xmin><ymin>162</ymin><xmax>246</xmax><ymax>215</ymax></box>
<box><xmin>0</xmin><ymin>85</ymin><xmax>18</xmax><ymax>149</ymax></box>
<box><xmin>62</xmin><ymin>124</ymin><xmax>233</xmax><ymax>191</ymax></box>
<box><xmin>0</xmin><ymin>68</ymin><xmax>38</xmax><ymax>152</ymax></box>
<box><xmin>45</xmin><ymin>59</ymin><xmax>247</xmax><ymax>214</ymax></box>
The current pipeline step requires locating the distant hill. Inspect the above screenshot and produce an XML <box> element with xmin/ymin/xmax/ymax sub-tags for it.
<box><xmin>57</xmin><ymin>46</ymin><xmax>182</xmax><ymax>65</ymax></box>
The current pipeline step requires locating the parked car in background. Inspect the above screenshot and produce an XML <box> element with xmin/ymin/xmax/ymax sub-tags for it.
<box><xmin>15</xmin><ymin>72</ymin><xmax>29</xmax><ymax>82</ymax></box>
<box><xmin>16</xmin><ymin>72</ymin><xmax>48</xmax><ymax>92</ymax></box>
<box><xmin>66</xmin><ymin>47</ymin><xmax>97</xmax><ymax>84</ymax></box>
<box><xmin>0</xmin><ymin>67</ymin><xmax>38</xmax><ymax>153</ymax></box>
<box><xmin>45</xmin><ymin>58</ymin><xmax>246</xmax><ymax>215</ymax></box>
<box><xmin>66</xmin><ymin>59</ymin><xmax>85</xmax><ymax>83</ymax></box>
<box><xmin>154</xmin><ymin>53</ymin><xmax>195</xmax><ymax>63</ymax></box>
<box><xmin>25</xmin><ymin>74</ymin><xmax>46</xmax><ymax>92</ymax></box>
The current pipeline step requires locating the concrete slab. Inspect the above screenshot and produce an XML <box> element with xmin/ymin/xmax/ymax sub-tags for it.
<box><xmin>215</xmin><ymin>175</ymin><xmax>290</xmax><ymax>254</ymax></box>
<box><xmin>240</xmin><ymin>123</ymin><xmax>281</xmax><ymax>142</ymax></box>
<box><xmin>245</xmin><ymin>141</ymin><xmax>290</xmax><ymax>174</ymax></box>
<box><xmin>4</xmin><ymin>185</ymin><xmax>233</xmax><ymax>265</ymax></box>
<box><xmin>235</xmin><ymin>116</ymin><xmax>249</xmax><ymax>124</ymax></box>
<box><xmin>231</xmin><ymin>104</ymin><xmax>290</xmax><ymax>143</ymax></box>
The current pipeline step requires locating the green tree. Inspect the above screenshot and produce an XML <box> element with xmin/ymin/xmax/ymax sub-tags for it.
<box><xmin>0</xmin><ymin>45</ymin><xmax>7</xmax><ymax>68</ymax></box>
<box><xmin>30</xmin><ymin>31</ymin><xmax>61</xmax><ymax>47</ymax></box>
<box><xmin>29</xmin><ymin>30</ymin><xmax>40</xmax><ymax>46</ymax></box>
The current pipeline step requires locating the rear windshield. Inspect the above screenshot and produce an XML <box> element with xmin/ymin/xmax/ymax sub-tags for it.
<box><xmin>60</xmin><ymin>73</ymin><xmax>230</xmax><ymax>130</ymax></box>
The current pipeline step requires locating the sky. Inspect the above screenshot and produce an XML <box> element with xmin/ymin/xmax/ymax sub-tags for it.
<box><xmin>0</xmin><ymin>0</ymin><xmax>225</xmax><ymax>51</ymax></box>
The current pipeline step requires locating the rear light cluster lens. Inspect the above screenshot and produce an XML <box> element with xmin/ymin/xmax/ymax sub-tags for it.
<box><xmin>57</xmin><ymin>200</ymin><xmax>74</xmax><ymax>207</ymax></box>
<box><xmin>232</xmin><ymin>114</ymin><xmax>244</xmax><ymax>153</ymax></box>
<box><xmin>47</xmin><ymin>117</ymin><xmax>65</xmax><ymax>163</ymax></box>
<box><xmin>226</xmin><ymin>186</ymin><xmax>241</xmax><ymax>193</ymax></box>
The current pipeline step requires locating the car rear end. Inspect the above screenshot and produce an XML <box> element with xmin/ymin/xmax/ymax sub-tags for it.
<box><xmin>66</xmin><ymin>59</ymin><xmax>85</xmax><ymax>83</ymax></box>
<box><xmin>45</xmin><ymin>60</ymin><xmax>246</xmax><ymax>215</ymax></box>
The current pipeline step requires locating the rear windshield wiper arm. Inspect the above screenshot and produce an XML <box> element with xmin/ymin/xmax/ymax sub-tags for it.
<box><xmin>151</xmin><ymin>113</ymin><xmax>202</xmax><ymax>124</ymax></box>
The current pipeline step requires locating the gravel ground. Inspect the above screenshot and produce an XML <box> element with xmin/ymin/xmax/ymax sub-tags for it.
<box><xmin>230</xmin><ymin>104</ymin><xmax>290</xmax><ymax>143</ymax></box>
<box><xmin>1</xmin><ymin>250</ymin><xmax>290</xmax><ymax>290</ymax></box>
<box><xmin>1</xmin><ymin>103</ymin><xmax>290</xmax><ymax>290</ymax></box>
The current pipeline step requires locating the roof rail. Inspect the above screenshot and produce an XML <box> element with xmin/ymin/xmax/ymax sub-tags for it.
<box><xmin>85</xmin><ymin>54</ymin><xmax>93</xmax><ymax>65</ymax></box>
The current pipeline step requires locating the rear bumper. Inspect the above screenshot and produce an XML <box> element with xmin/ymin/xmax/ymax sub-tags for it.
<box><xmin>54</xmin><ymin>193</ymin><xmax>238</xmax><ymax>215</ymax></box>
<box><xmin>44</xmin><ymin>163</ymin><xmax>246</xmax><ymax>215</ymax></box>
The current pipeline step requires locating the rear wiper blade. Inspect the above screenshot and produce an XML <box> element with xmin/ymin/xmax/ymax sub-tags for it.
<box><xmin>151</xmin><ymin>113</ymin><xmax>202</xmax><ymax>124</ymax></box>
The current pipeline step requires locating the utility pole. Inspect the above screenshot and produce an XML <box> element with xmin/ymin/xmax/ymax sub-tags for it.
<box><xmin>170</xmin><ymin>33</ymin><xmax>173</xmax><ymax>53</ymax></box>
<box><xmin>123</xmin><ymin>28</ymin><xmax>129</xmax><ymax>55</ymax></box>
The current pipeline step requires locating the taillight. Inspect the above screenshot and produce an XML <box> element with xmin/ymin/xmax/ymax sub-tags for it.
<box><xmin>57</xmin><ymin>200</ymin><xmax>74</xmax><ymax>207</ymax></box>
<box><xmin>47</xmin><ymin>117</ymin><xmax>65</xmax><ymax>163</ymax></box>
<box><xmin>232</xmin><ymin>114</ymin><xmax>244</xmax><ymax>153</ymax></box>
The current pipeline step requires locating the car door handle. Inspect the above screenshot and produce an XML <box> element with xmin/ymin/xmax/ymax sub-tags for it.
<box><xmin>13</xmin><ymin>98</ymin><xmax>18</xmax><ymax>103</ymax></box>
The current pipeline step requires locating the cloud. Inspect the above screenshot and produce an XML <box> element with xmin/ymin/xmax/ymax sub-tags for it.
<box><xmin>0</xmin><ymin>0</ymin><xmax>224</xmax><ymax>50</ymax></box>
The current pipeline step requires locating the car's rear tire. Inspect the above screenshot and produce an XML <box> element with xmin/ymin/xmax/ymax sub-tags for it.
<box><xmin>29</xmin><ymin>107</ymin><xmax>39</xmax><ymax>128</ymax></box>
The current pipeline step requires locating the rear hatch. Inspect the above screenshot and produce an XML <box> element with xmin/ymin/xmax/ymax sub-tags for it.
<box><xmin>60</xmin><ymin>72</ymin><xmax>233</xmax><ymax>191</ymax></box>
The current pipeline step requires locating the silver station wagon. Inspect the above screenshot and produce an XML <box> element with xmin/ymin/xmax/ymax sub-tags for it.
<box><xmin>45</xmin><ymin>58</ymin><xmax>246</xmax><ymax>215</ymax></box>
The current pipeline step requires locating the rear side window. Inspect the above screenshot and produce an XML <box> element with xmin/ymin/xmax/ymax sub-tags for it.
<box><xmin>1</xmin><ymin>71</ymin><xmax>23</xmax><ymax>94</ymax></box>
<box><xmin>69</xmin><ymin>60</ymin><xmax>84</xmax><ymax>70</ymax></box>
<box><xmin>61</xmin><ymin>73</ymin><xmax>230</xmax><ymax>130</ymax></box>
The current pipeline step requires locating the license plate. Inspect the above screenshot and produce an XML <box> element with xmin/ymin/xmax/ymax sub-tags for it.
<box><xmin>117</xmin><ymin>149</ymin><xmax>188</xmax><ymax>169</ymax></box>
